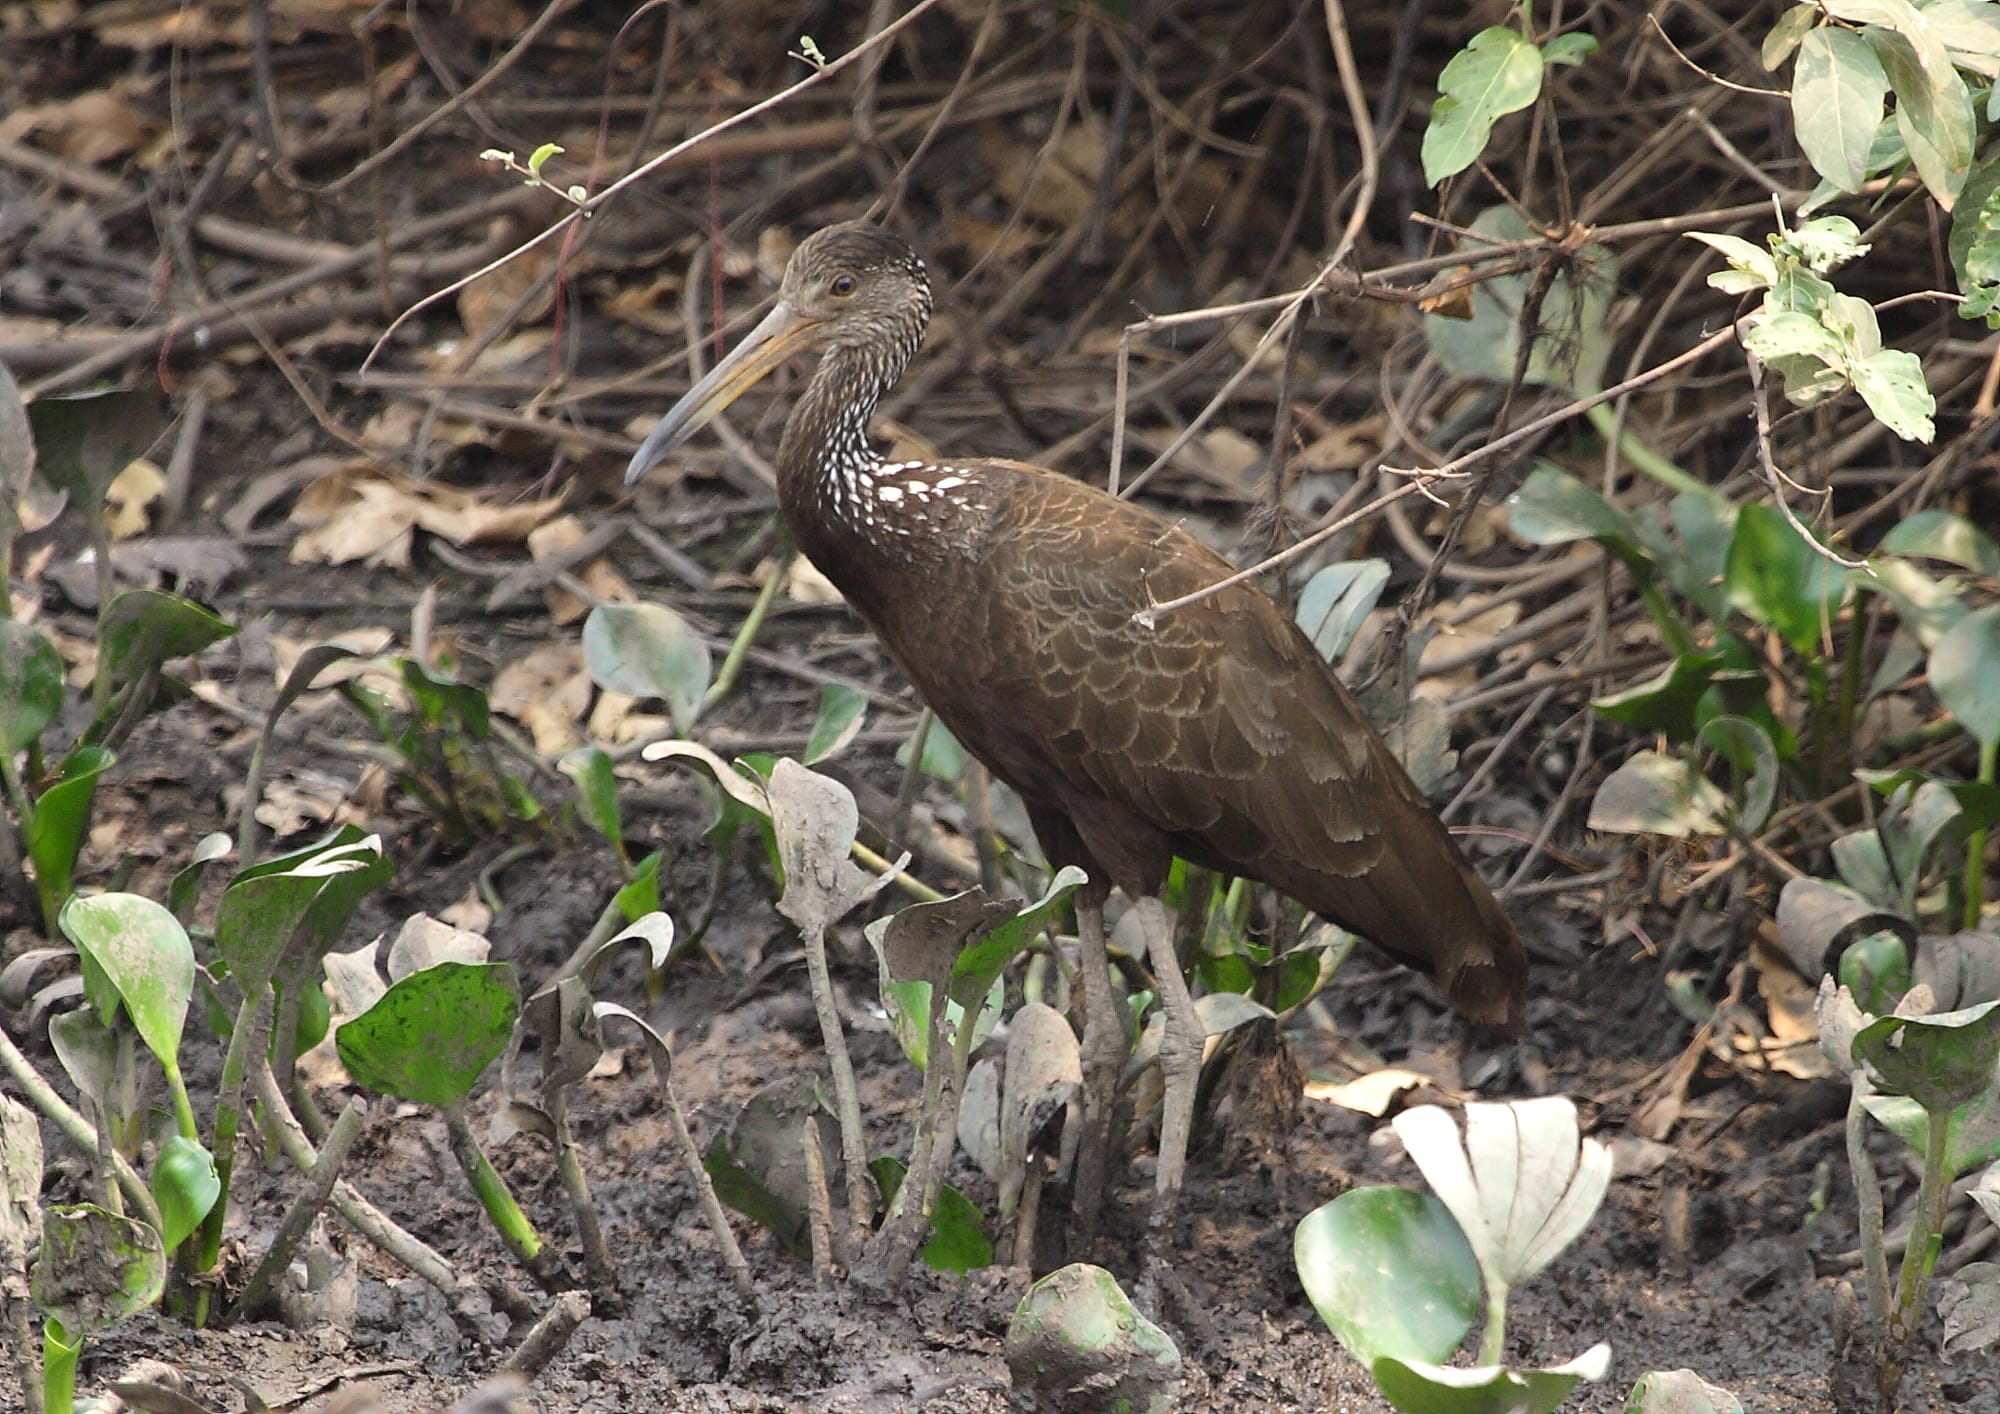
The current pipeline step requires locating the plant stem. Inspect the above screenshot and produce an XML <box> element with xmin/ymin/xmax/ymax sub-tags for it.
<box><xmin>1476</xmin><ymin>1274</ymin><xmax>1509</xmax><ymax>1366</ymax></box>
<box><xmin>441</xmin><ymin>1105</ymin><xmax>563</xmax><ymax>1292</ymax></box>
<box><xmin>226</xmin><ymin>1096</ymin><xmax>365</xmax><ymax>1323</ymax></box>
<box><xmin>1585</xmin><ymin>401</ymin><xmax>1714</xmax><ymax>502</ymax></box>
<box><xmin>1847</xmin><ymin>1078</ymin><xmax>1890</xmax><ymax>1341</ymax></box>
<box><xmin>701</xmin><ymin>543</ymin><xmax>791</xmax><ymax>715</ymax></box>
<box><xmin>195</xmin><ymin>989</ymin><xmax>271</xmax><ymax>1319</ymax></box>
<box><xmin>0</xmin><ymin>1022</ymin><xmax>158</xmax><ymax>1229</ymax></box>
<box><xmin>1964</xmin><ymin>738</ymin><xmax>1996</xmax><ymax>930</ymax></box>
<box><xmin>1889</xmin><ymin>1107</ymin><xmax>1954</xmax><ymax>1346</ymax></box>
<box><xmin>797</xmin><ymin>917</ymin><xmax>875</xmax><ymax>1258</ymax></box>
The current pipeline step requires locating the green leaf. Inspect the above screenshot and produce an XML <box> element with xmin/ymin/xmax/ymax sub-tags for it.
<box><xmin>58</xmin><ymin>893</ymin><xmax>193</xmax><ymax>1071</ymax></box>
<box><xmin>1849</xmin><ymin>347</ymin><xmax>1935</xmax><ymax>442</ymax></box>
<box><xmin>1541</xmin><ymin>32</ymin><xmax>1597</xmax><ymax>67</ymax></box>
<box><xmin>335</xmin><ymin>961</ymin><xmax>520</xmax><ymax>1108</ymax></box>
<box><xmin>0</xmin><ymin>621</ymin><xmax>62</xmax><ymax>755</ymax></box>
<box><xmin>1927</xmin><ymin>0</ymin><xmax>2000</xmax><ymax>74</ymax></box>
<box><xmin>1588</xmin><ymin>751</ymin><xmax>1731</xmax><ymax>837</ymax></box>
<box><xmin>1863</xmin><ymin>1086</ymin><xmax>2000</xmax><ymax>1173</ymax></box>
<box><xmin>31</xmin><ymin>1202</ymin><xmax>166</xmax><ymax>1333</ymax></box>
<box><xmin>1724</xmin><ymin>503</ymin><xmax>1849</xmax><ymax>654</ymax></box>
<box><xmin>1880</xmin><ymin>509</ymin><xmax>2000</xmax><ymax>576</ymax></box>
<box><xmin>1373</xmin><ymin>1344</ymin><xmax>1612</xmax><ymax>1414</ymax></box>
<box><xmin>870</xmin><ymin>1157</ymin><xmax>993</xmax><ymax>1273</ymax></box>
<box><xmin>614</xmin><ymin>849</ymin><xmax>665</xmax><ymax>923</ymax></box>
<box><xmin>559</xmin><ymin>746</ymin><xmax>624</xmax><ymax>847</ymax></box>
<box><xmin>1505</xmin><ymin>465</ymin><xmax>1655</xmax><ymax>575</ymax></box>
<box><xmin>1929</xmin><ymin>603</ymin><xmax>2000</xmax><ymax>748</ymax></box>
<box><xmin>26</xmin><ymin>744</ymin><xmax>113</xmax><ymax>926</ymax></box>
<box><xmin>149</xmin><ymin>1136</ymin><xmax>218</xmax><ymax>1253</ymax></box>
<box><xmin>1422</xmin><ymin>27</ymin><xmax>1545</xmax><ymax>186</ymax></box>
<box><xmin>1763</xmin><ymin>4</ymin><xmax>1821</xmax><ymax>70</ymax></box>
<box><xmin>582</xmin><ymin>602</ymin><xmax>712</xmax><ymax>734</ymax></box>
<box><xmin>1855</xmin><ymin>1001</ymin><xmax>2000</xmax><ymax>1114</ymax></box>
<box><xmin>215</xmin><ymin>838</ymin><xmax>383</xmax><ymax>995</ymax></box>
<box><xmin>1698</xmin><ymin>715</ymin><xmax>1780</xmax><ymax>832</ymax></box>
<box><xmin>1592</xmin><ymin>651</ymin><xmax>1725</xmax><ymax>739</ymax></box>
<box><xmin>1294</xmin><ymin>1188</ymin><xmax>1480</xmax><ymax>1365</ymax></box>
<box><xmin>897</xmin><ymin>716</ymin><xmax>968</xmax><ymax>782</ymax></box>
<box><xmin>803</xmin><ymin>682</ymin><xmax>868</xmax><ymax>765</ymax></box>
<box><xmin>1295</xmin><ymin>560</ymin><xmax>1390</xmax><ymax>665</ymax></box>
<box><xmin>1867</xmin><ymin>26</ymin><xmax>1975</xmax><ymax>203</ymax></box>
<box><xmin>1793</xmin><ymin>27</ymin><xmax>1889</xmax><ymax>193</ymax></box>
<box><xmin>26</xmin><ymin>388</ymin><xmax>167</xmax><ymax>504</ymax></box>
<box><xmin>96</xmin><ymin>590</ymin><xmax>235</xmax><ymax>692</ymax></box>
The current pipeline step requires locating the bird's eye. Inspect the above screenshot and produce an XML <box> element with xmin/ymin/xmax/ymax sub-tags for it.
<box><xmin>830</xmin><ymin>274</ymin><xmax>857</xmax><ymax>297</ymax></box>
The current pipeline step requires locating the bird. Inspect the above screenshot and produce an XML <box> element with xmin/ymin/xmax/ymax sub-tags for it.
<box><xmin>625</xmin><ymin>221</ymin><xmax>1529</xmax><ymax>1261</ymax></box>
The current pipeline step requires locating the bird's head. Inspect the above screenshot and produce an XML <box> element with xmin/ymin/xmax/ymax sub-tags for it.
<box><xmin>625</xmin><ymin>223</ymin><xmax>931</xmax><ymax>485</ymax></box>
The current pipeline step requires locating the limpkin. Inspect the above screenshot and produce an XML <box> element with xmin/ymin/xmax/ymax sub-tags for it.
<box><xmin>626</xmin><ymin>222</ymin><xmax>1528</xmax><ymax>1252</ymax></box>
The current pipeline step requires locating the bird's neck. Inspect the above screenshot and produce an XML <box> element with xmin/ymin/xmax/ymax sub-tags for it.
<box><xmin>778</xmin><ymin>342</ymin><xmax>924</xmax><ymax>551</ymax></box>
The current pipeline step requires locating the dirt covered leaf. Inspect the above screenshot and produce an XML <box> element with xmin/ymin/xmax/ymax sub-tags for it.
<box><xmin>769</xmin><ymin>757</ymin><xmax>894</xmax><ymax>936</ymax></box>
<box><xmin>0</xmin><ymin>1093</ymin><xmax>44</xmax><ymax>1282</ymax></box>
<box><xmin>1587</xmin><ymin>750</ymin><xmax>1730</xmax><ymax>838</ymax></box>
<box><xmin>1624</xmin><ymin>1368</ymin><xmax>1744</xmax><ymax>1414</ymax></box>
<box><xmin>1938</xmin><ymin>1262</ymin><xmax>2000</xmax><ymax>1358</ymax></box>
<box><xmin>0</xmin><ymin>619</ymin><xmax>63</xmax><ymax>754</ymax></box>
<box><xmin>1006</xmin><ymin>1262</ymin><xmax>1181</xmax><ymax>1414</ymax></box>
<box><xmin>31</xmin><ymin>1202</ymin><xmax>165</xmax><ymax>1334</ymax></box>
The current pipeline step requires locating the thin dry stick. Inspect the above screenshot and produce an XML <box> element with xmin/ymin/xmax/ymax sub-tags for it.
<box><xmin>801</xmin><ymin>1116</ymin><xmax>836</xmax><ymax>1285</ymax></box>
<box><xmin>359</xmin><ymin>0</ymin><xmax>953</xmax><ymax>374</ymax></box>
<box><xmin>1134</xmin><ymin>323</ymin><xmax>1740</xmax><ymax>626</ymax></box>
<box><xmin>327</xmin><ymin>0</ymin><xmax>582</xmax><ymax>192</ymax></box>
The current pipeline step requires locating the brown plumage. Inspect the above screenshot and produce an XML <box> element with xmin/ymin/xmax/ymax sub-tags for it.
<box><xmin>627</xmin><ymin>222</ymin><xmax>1529</xmax><ymax>1245</ymax></box>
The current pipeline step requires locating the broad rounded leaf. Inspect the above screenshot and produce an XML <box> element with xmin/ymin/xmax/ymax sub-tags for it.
<box><xmin>149</xmin><ymin>1136</ymin><xmax>218</xmax><ymax>1253</ymax></box>
<box><xmin>1294</xmin><ymin>1187</ymin><xmax>1480</xmax><ymax>1366</ymax></box>
<box><xmin>0</xmin><ymin>621</ymin><xmax>63</xmax><ymax>754</ymax></box>
<box><xmin>335</xmin><ymin>960</ymin><xmax>520</xmax><ymax>1108</ymax></box>
<box><xmin>58</xmin><ymin>893</ymin><xmax>193</xmax><ymax>1071</ymax></box>
<box><xmin>1588</xmin><ymin>751</ymin><xmax>1729</xmax><ymax>838</ymax></box>
<box><xmin>582</xmin><ymin>601</ymin><xmax>711</xmax><ymax>733</ymax></box>
<box><xmin>1793</xmin><ymin>28</ymin><xmax>1888</xmax><ymax>193</ymax></box>
<box><xmin>1931</xmin><ymin>604</ymin><xmax>2000</xmax><ymax>749</ymax></box>
<box><xmin>1853</xmin><ymin>999</ymin><xmax>2000</xmax><ymax>1112</ymax></box>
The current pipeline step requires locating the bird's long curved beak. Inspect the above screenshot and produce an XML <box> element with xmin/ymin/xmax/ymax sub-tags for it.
<box><xmin>625</xmin><ymin>300</ymin><xmax>822</xmax><ymax>485</ymax></box>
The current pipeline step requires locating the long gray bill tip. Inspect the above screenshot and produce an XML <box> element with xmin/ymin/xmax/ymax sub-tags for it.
<box><xmin>624</xmin><ymin>425</ymin><xmax>672</xmax><ymax>486</ymax></box>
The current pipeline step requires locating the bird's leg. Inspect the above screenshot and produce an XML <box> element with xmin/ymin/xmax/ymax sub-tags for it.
<box><xmin>1068</xmin><ymin>895</ymin><xmax>1121</xmax><ymax>1250</ymax></box>
<box><xmin>1135</xmin><ymin>895</ymin><xmax>1202</xmax><ymax>1250</ymax></box>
